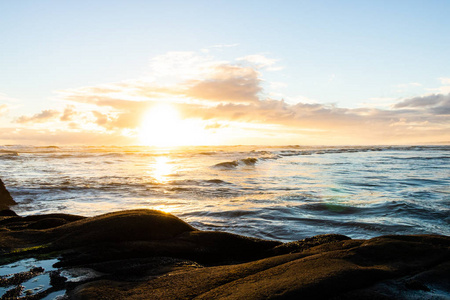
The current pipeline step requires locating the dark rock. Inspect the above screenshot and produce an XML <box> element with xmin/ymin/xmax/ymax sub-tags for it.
<box><xmin>0</xmin><ymin>267</ymin><xmax>44</xmax><ymax>286</ymax></box>
<box><xmin>0</xmin><ymin>209</ymin><xmax>449</xmax><ymax>299</ymax></box>
<box><xmin>48</xmin><ymin>209</ymin><xmax>197</xmax><ymax>249</ymax></box>
<box><xmin>49</xmin><ymin>270</ymin><xmax>67</xmax><ymax>288</ymax></box>
<box><xmin>174</xmin><ymin>230</ymin><xmax>282</xmax><ymax>263</ymax></box>
<box><xmin>0</xmin><ymin>209</ymin><xmax>17</xmax><ymax>217</ymax></box>
<box><xmin>26</xmin><ymin>218</ymin><xmax>68</xmax><ymax>229</ymax></box>
<box><xmin>404</xmin><ymin>279</ymin><xmax>430</xmax><ymax>291</ymax></box>
<box><xmin>67</xmin><ymin>234</ymin><xmax>450</xmax><ymax>300</ymax></box>
<box><xmin>1</xmin><ymin>285</ymin><xmax>24</xmax><ymax>299</ymax></box>
<box><xmin>0</xmin><ymin>213</ymin><xmax>85</xmax><ymax>231</ymax></box>
<box><xmin>0</xmin><ymin>179</ymin><xmax>16</xmax><ymax>210</ymax></box>
<box><xmin>334</xmin><ymin>262</ymin><xmax>450</xmax><ymax>299</ymax></box>
<box><xmin>269</xmin><ymin>233</ymin><xmax>351</xmax><ymax>255</ymax></box>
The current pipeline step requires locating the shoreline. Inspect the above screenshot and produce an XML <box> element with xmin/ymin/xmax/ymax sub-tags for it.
<box><xmin>1</xmin><ymin>208</ymin><xmax>449</xmax><ymax>299</ymax></box>
<box><xmin>1</xmin><ymin>179</ymin><xmax>450</xmax><ymax>299</ymax></box>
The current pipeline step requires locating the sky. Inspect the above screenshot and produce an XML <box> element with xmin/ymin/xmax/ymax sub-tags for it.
<box><xmin>1</xmin><ymin>0</ymin><xmax>450</xmax><ymax>146</ymax></box>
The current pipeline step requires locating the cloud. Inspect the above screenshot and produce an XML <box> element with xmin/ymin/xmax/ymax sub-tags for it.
<box><xmin>148</xmin><ymin>51</ymin><xmax>223</xmax><ymax>80</ymax></box>
<box><xmin>204</xmin><ymin>122</ymin><xmax>228</xmax><ymax>130</ymax></box>
<box><xmin>395</xmin><ymin>82</ymin><xmax>423</xmax><ymax>93</ymax></box>
<box><xmin>16</xmin><ymin>109</ymin><xmax>60</xmax><ymax>123</ymax></box>
<box><xmin>0</xmin><ymin>127</ymin><xmax>136</xmax><ymax>146</ymax></box>
<box><xmin>9</xmin><ymin>51</ymin><xmax>450</xmax><ymax>145</ymax></box>
<box><xmin>237</xmin><ymin>54</ymin><xmax>278</xmax><ymax>68</ymax></box>
<box><xmin>0</xmin><ymin>104</ymin><xmax>9</xmax><ymax>117</ymax></box>
<box><xmin>426</xmin><ymin>78</ymin><xmax>450</xmax><ymax>94</ymax></box>
<box><xmin>211</xmin><ymin>43</ymin><xmax>239</xmax><ymax>49</ymax></box>
<box><xmin>92</xmin><ymin>111</ymin><xmax>110</xmax><ymax>127</ymax></box>
<box><xmin>63</xmin><ymin>59</ymin><xmax>264</xmax><ymax>105</ymax></box>
<box><xmin>60</xmin><ymin>63</ymin><xmax>450</xmax><ymax>144</ymax></box>
<box><xmin>439</xmin><ymin>78</ymin><xmax>450</xmax><ymax>85</ymax></box>
<box><xmin>184</xmin><ymin>64</ymin><xmax>262</xmax><ymax>103</ymax></box>
<box><xmin>396</xmin><ymin>82</ymin><xmax>422</xmax><ymax>89</ymax></box>
<box><xmin>393</xmin><ymin>93</ymin><xmax>450</xmax><ymax>115</ymax></box>
<box><xmin>60</xmin><ymin>106</ymin><xmax>76</xmax><ymax>121</ymax></box>
<box><xmin>0</xmin><ymin>93</ymin><xmax>20</xmax><ymax>122</ymax></box>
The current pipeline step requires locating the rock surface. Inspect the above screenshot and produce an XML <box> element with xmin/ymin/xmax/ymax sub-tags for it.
<box><xmin>0</xmin><ymin>209</ymin><xmax>449</xmax><ymax>299</ymax></box>
<box><xmin>0</xmin><ymin>178</ymin><xmax>16</xmax><ymax>210</ymax></box>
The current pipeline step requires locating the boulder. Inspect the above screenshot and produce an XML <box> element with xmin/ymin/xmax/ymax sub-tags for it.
<box><xmin>48</xmin><ymin>209</ymin><xmax>198</xmax><ymax>249</ymax></box>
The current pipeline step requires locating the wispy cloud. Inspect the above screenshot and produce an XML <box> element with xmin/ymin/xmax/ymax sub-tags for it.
<box><xmin>211</xmin><ymin>43</ymin><xmax>239</xmax><ymax>49</ymax></box>
<box><xmin>0</xmin><ymin>104</ymin><xmax>9</xmax><ymax>117</ymax></box>
<box><xmin>237</xmin><ymin>54</ymin><xmax>282</xmax><ymax>71</ymax></box>
<box><xmin>16</xmin><ymin>109</ymin><xmax>60</xmax><ymax>124</ymax></box>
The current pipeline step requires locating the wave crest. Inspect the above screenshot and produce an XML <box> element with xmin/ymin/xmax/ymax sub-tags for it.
<box><xmin>213</xmin><ymin>157</ymin><xmax>258</xmax><ymax>169</ymax></box>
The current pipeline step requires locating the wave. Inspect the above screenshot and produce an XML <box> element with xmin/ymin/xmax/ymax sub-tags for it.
<box><xmin>99</xmin><ymin>153</ymin><xmax>126</xmax><ymax>157</ymax></box>
<box><xmin>36</xmin><ymin>146</ymin><xmax>60</xmax><ymax>149</ymax></box>
<box><xmin>213</xmin><ymin>157</ymin><xmax>258</xmax><ymax>169</ymax></box>
<box><xmin>0</xmin><ymin>150</ymin><xmax>19</xmax><ymax>159</ymax></box>
<box><xmin>213</xmin><ymin>161</ymin><xmax>239</xmax><ymax>168</ymax></box>
<box><xmin>276</xmin><ymin>145</ymin><xmax>448</xmax><ymax>158</ymax></box>
<box><xmin>277</xmin><ymin>147</ymin><xmax>387</xmax><ymax>157</ymax></box>
<box><xmin>205</xmin><ymin>179</ymin><xmax>231</xmax><ymax>185</ymax></box>
<box><xmin>198</xmin><ymin>151</ymin><xmax>219</xmax><ymax>156</ymax></box>
<box><xmin>300</xmin><ymin>203</ymin><xmax>362</xmax><ymax>214</ymax></box>
<box><xmin>250</xmin><ymin>150</ymin><xmax>273</xmax><ymax>156</ymax></box>
<box><xmin>391</xmin><ymin>156</ymin><xmax>450</xmax><ymax>160</ymax></box>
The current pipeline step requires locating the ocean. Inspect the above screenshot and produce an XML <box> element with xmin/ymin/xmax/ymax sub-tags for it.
<box><xmin>1</xmin><ymin>145</ymin><xmax>449</xmax><ymax>242</ymax></box>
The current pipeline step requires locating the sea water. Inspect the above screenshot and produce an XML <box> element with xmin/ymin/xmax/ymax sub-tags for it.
<box><xmin>1</xmin><ymin>145</ymin><xmax>449</xmax><ymax>242</ymax></box>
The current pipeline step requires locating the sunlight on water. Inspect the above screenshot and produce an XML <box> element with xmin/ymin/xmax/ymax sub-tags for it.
<box><xmin>150</xmin><ymin>156</ymin><xmax>174</xmax><ymax>183</ymax></box>
<box><xmin>149</xmin><ymin>204</ymin><xmax>178</xmax><ymax>214</ymax></box>
<box><xmin>1</xmin><ymin>145</ymin><xmax>449</xmax><ymax>242</ymax></box>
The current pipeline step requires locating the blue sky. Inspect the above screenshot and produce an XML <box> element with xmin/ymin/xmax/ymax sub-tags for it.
<box><xmin>1</xmin><ymin>1</ymin><xmax>449</xmax><ymax>145</ymax></box>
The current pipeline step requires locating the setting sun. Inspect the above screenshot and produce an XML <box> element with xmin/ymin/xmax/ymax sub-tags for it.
<box><xmin>138</xmin><ymin>103</ymin><xmax>210</xmax><ymax>146</ymax></box>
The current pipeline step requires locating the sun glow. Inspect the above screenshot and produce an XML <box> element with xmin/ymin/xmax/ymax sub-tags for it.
<box><xmin>139</xmin><ymin>103</ymin><xmax>210</xmax><ymax>146</ymax></box>
<box><xmin>151</xmin><ymin>156</ymin><xmax>173</xmax><ymax>183</ymax></box>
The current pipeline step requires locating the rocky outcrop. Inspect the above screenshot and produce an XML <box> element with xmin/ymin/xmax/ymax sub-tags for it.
<box><xmin>0</xmin><ymin>209</ymin><xmax>449</xmax><ymax>299</ymax></box>
<box><xmin>70</xmin><ymin>235</ymin><xmax>450</xmax><ymax>300</ymax></box>
<box><xmin>0</xmin><ymin>179</ymin><xmax>16</xmax><ymax>210</ymax></box>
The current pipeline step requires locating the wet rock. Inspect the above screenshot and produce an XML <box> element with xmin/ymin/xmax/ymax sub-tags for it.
<box><xmin>0</xmin><ymin>267</ymin><xmax>44</xmax><ymax>286</ymax></box>
<box><xmin>174</xmin><ymin>230</ymin><xmax>282</xmax><ymax>263</ymax></box>
<box><xmin>1</xmin><ymin>209</ymin><xmax>449</xmax><ymax>299</ymax></box>
<box><xmin>0</xmin><ymin>213</ymin><xmax>85</xmax><ymax>232</ymax></box>
<box><xmin>1</xmin><ymin>285</ymin><xmax>24</xmax><ymax>299</ymax></box>
<box><xmin>404</xmin><ymin>279</ymin><xmax>430</xmax><ymax>291</ymax></box>
<box><xmin>68</xmin><ymin>234</ymin><xmax>450</xmax><ymax>300</ymax></box>
<box><xmin>0</xmin><ymin>179</ymin><xmax>16</xmax><ymax>210</ymax></box>
<box><xmin>27</xmin><ymin>218</ymin><xmax>68</xmax><ymax>229</ymax></box>
<box><xmin>269</xmin><ymin>233</ymin><xmax>351</xmax><ymax>255</ymax></box>
<box><xmin>0</xmin><ymin>209</ymin><xmax>17</xmax><ymax>217</ymax></box>
<box><xmin>49</xmin><ymin>270</ymin><xmax>67</xmax><ymax>288</ymax></box>
<box><xmin>48</xmin><ymin>209</ymin><xmax>197</xmax><ymax>249</ymax></box>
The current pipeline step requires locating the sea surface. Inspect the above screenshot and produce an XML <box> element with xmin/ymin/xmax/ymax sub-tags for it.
<box><xmin>1</xmin><ymin>145</ymin><xmax>449</xmax><ymax>242</ymax></box>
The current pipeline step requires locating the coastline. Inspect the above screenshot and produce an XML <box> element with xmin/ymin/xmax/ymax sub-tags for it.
<box><xmin>1</xmin><ymin>208</ymin><xmax>449</xmax><ymax>299</ymax></box>
<box><xmin>1</xmin><ymin>179</ymin><xmax>450</xmax><ymax>299</ymax></box>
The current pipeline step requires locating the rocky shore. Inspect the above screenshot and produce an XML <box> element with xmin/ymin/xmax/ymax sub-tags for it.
<box><xmin>1</xmin><ymin>182</ymin><xmax>449</xmax><ymax>299</ymax></box>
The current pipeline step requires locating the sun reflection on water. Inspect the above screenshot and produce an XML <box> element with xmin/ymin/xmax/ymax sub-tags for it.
<box><xmin>151</xmin><ymin>156</ymin><xmax>173</xmax><ymax>183</ymax></box>
<box><xmin>150</xmin><ymin>204</ymin><xmax>178</xmax><ymax>214</ymax></box>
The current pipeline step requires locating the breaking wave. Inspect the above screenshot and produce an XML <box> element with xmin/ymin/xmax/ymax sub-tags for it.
<box><xmin>0</xmin><ymin>150</ymin><xmax>19</xmax><ymax>159</ymax></box>
<box><xmin>213</xmin><ymin>157</ymin><xmax>258</xmax><ymax>169</ymax></box>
